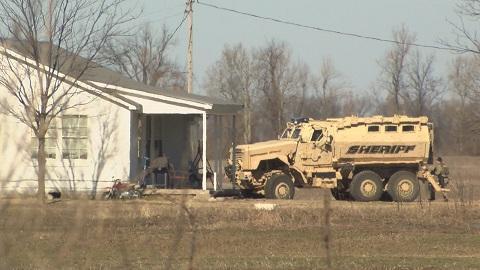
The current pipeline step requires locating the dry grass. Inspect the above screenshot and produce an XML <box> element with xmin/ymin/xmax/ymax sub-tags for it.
<box><xmin>444</xmin><ymin>156</ymin><xmax>479</xmax><ymax>204</ymax></box>
<box><xmin>0</xmin><ymin>156</ymin><xmax>479</xmax><ymax>270</ymax></box>
<box><xmin>1</xmin><ymin>198</ymin><xmax>479</xmax><ymax>270</ymax></box>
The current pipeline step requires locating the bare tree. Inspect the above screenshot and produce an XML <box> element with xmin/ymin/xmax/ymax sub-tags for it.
<box><xmin>449</xmin><ymin>56</ymin><xmax>477</xmax><ymax>105</ymax></box>
<box><xmin>255</xmin><ymin>40</ymin><xmax>308</xmax><ymax>138</ymax></box>
<box><xmin>312</xmin><ymin>58</ymin><xmax>347</xmax><ymax>118</ymax></box>
<box><xmin>205</xmin><ymin>41</ymin><xmax>309</xmax><ymax>142</ymax></box>
<box><xmin>204</xmin><ymin>43</ymin><xmax>255</xmax><ymax>143</ymax></box>
<box><xmin>101</xmin><ymin>24</ymin><xmax>186</xmax><ymax>91</ymax></box>
<box><xmin>340</xmin><ymin>90</ymin><xmax>373</xmax><ymax>117</ymax></box>
<box><xmin>444</xmin><ymin>0</ymin><xmax>480</xmax><ymax>53</ymax></box>
<box><xmin>0</xmin><ymin>0</ymin><xmax>135</xmax><ymax>201</ymax></box>
<box><xmin>293</xmin><ymin>62</ymin><xmax>309</xmax><ymax>117</ymax></box>
<box><xmin>442</xmin><ymin>0</ymin><xmax>480</xmax><ymax>116</ymax></box>
<box><xmin>403</xmin><ymin>51</ymin><xmax>442</xmax><ymax>116</ymax></box>
<box><xmin>377</xmin><ymin>25</ymin><xmax>416</xmax><ymax>114</ymax></box>
<box><xmin>446</xmin><ymin>55</ymin><xmax>480</xmax><ymax>153</ymax></box>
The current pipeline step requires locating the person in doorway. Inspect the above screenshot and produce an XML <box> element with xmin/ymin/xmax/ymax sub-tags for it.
<box><xmin>430</xmin><ymin>157</ymin><xmax>449</xmax><ymax>201</ymax></box>
<box><xmin>138</xmin><ymin>151</ymin><xmax>173</xmax><ymax>188</ymax></box>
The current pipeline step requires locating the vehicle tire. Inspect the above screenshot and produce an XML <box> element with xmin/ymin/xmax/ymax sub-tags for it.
<box><xmin>132</xmin><ymin>190</ymin><xmax>142</xmax><ymax>199</ymax></box>
<box><xmin>265</xmin><ymin>173</ymin><xmax>295</xmax><ymax>199</ymax></box>
<box><xmin>387</xmin><ymin>171</ymin><xmax>420</xmax><ymax>202</ymax></box>
<box><xmin>349</xmin><ymin>170</ymin><xmax>383</xmax><ymax>202</ymax></box>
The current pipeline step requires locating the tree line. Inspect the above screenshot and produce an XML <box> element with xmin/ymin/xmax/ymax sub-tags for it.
<box><xmin>108</xmin><ymin>1</ymin><xmax>478</xmax><ymax>156</ymax></box>
<box><xmin>98</xmin><ymin>22</ymin><xmax>480</xmax><ymax>154</ymax></box>
<box><xmin>203</xmin><ymin>30</ymin><xmax>480</xmax><ymax>155</ymax></box>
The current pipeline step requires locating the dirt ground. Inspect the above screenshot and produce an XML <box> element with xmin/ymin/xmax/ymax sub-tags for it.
<box><xmin>1</xmin><ymin>197</ymin><xmax>480</xmax><ymax>270</ymax></box>
<box><xmin>1</xmin><ymin>156</ymin><xmax>479</xmax><ymax>270</ymax></box>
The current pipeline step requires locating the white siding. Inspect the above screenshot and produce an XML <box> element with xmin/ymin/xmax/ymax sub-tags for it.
<box><xmin>0</xmin><ymin>82</ymin><xmax>132</xmax><ymax>195</ymax></box>
<box><xmin>0</xmin><ymin>51</ymin><xmax>218</xmax><ymax>195</ymax></box>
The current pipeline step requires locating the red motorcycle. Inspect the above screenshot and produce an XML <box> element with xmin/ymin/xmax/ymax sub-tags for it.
<box><xmin>103</xmin><ymin>178</ymin><xmax>142</xmax><ymax>200</ymax></box>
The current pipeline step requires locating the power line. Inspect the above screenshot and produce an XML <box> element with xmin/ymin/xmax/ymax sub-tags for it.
<box><xmin>123</xmin><ymin>6</ymin><xmax>189</xmax><ymax>40</ymax></box>
<box><xmin>130</xmin><ymin>12</ymin><xmax>186</xmax><ymax>34</ymax></box>
<box><xmin>197</xmin><ymin>0</ymin><xmax>463</xmax><ymax>53</ymax></box>
<box><xmin>164</xmin><ymin>12</ymin><xmax>189</xmax><ymax>46</ymax></box>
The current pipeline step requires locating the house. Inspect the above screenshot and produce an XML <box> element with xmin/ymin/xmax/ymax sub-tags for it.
<box><xmin>0</xmin><ymin>41</ymin><xmax>242</xmax><ymax>195</ymax></box>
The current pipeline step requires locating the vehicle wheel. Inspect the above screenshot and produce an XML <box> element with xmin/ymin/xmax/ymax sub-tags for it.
<box><xmin>132</xmin><ymin>190</ymin><xmax>142</xmax><ymax>199</ymax></box>
<box><xmin>265</xmin><ymin>173</ymin><xmax>295</xmax><ymax>199</ymax></box>
<box><xmin>387</xmin><ymin>171</ymin><xmax>420</xmax><ymax>202</ymax></box>
<box><xmin>349</xmin><ymin>170</ymin><xmax>383</xmax><ymax>202</ymax></box>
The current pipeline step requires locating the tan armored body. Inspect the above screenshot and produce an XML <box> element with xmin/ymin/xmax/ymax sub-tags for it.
<box><xmin>227</xmin><ymin>115</ymin><xmax>445</xmax><ymax>201</ymax></box>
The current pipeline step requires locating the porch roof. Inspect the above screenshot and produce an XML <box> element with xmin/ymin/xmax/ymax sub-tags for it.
<box><xmin>1</xmin><ymin>40</ymin><xmax>243</xmax><ymax>115</ymax></box>
<box><xmin>81</xmin><ymin>65</ymin><xmax>243</xmax><ymax>115</ymax></box>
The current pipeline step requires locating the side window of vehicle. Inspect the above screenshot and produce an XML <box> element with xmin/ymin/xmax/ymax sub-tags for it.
<box><xmin>402</xmin><ymin>125</ymin><xmax>415</xmax><ymax>132</ymax></box>
<box><xmin>385</xmin><ymin>125</ymin><xmax>397</xmax><ymax>132</ymax></box>
<box><xmin>368</xmin><ymin>125</ymin><xmax>379</xmax><ymax>132</ymax></box>
<box><xmin>311</xmin><ymin>130</ymin><xmax>323</xmax><ymax>141</ymax></box>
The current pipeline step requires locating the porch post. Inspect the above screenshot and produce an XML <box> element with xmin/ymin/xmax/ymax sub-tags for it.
<box><xmin>139</xmin><ymin>114</ymin><xmax>147</xmax><ymax>174</ymax></box>
<box><xmin>231</xmin><ymin>115</ymin><xmax>236</xmax><ymax>189</ymax></box>
<box><xmin>129</xmin><ymin>111</ymin><xmax>139</xmax><ymax>180</ymax></box>
<box><xmin>214</xmin><ymin>115</ymin><xmax>220</xmax><ymax>190</ymax></box>
<box><xmin>202</xmin><ymin>112</ymin><xmax>207</xmax><ymax>190</ymax></box>
<box><xmin>218</xmin><ymin>116</ymin><xmax>224</xmax><ymax>189</ymax></box>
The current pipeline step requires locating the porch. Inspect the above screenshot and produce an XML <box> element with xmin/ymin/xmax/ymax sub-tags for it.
<box><xmin>132</xmin><ymin>113</ymin><xmax>238</xmax><ymax>191</ymax></box>
<box><xmin>113</xmin><ymin>86</ymin><xmax>242</xmax><ymax>191</ymax></box>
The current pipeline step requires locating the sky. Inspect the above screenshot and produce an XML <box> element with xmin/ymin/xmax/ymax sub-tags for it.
<box><xmin>138</xmin><ymin>0</ymin><xmax>462</xmax><ymax>94</ymax></box>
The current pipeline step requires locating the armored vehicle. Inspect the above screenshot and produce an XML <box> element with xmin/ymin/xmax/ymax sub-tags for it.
<box><xmin>227</xmin><ymin>115</ymin><xmax>446</xmax><ymax>201</ymax></box>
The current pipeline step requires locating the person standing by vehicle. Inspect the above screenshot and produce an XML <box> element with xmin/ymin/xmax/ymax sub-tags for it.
<box><xmin>430</xmin><ymin>157</ymin><xmax>449</xmax><ymax>201</ymax></box>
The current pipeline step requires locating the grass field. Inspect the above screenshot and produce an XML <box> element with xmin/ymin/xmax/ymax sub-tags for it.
<box><xmin>0</xmin><ymin>156</ymin><xmax>479</xmax><ymax>270</ymax></box>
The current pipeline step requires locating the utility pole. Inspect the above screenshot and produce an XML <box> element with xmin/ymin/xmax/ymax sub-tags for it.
<box><xmin>186</xmin><ymin>0</ymin><xmax>193</xmax><ymax>93</ymax></box>
<box><xmin>186</xmin><ymin>0</ymin><xmax>195</xmax><ymax>172</ymax></box>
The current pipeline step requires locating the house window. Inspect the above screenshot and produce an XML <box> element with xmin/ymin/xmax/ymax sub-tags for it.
<box><xmin>368</xmin><ymin>125</ymin><xmax>380</xmax><ymax>132</ymax></box>
<box><xmin>62</xmin><ymin>115</ymin><xmax>88</xmax><ymax>159</ymax></box>
<box><xmin>402</xmin><ymin>125</ymin><xmax>415</xmax><ymax>132</ymax></box>
<box><xmin>385</xmin><ymin>125</ymin><xmax>397</xmax><ymax>132</ymax></box>
<box><xmin>31</xmin><ymin>119</ymin><xmax>57</xmax><ymax>159</ymax></box>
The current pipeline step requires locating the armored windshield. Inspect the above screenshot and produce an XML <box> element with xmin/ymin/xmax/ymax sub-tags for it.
<box><xmin>291</xmin><ymin>128</ymin><xmax>301</xmax><ymax>139</ymax></box>
<box><xmin>280</xmin><ymin>128</ymin><xmax>301</xmax><ymax>139</ymax></box>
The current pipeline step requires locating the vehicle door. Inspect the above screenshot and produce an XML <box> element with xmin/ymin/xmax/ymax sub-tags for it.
<box><xmin>299</xmin><ymin>128</ymin><xmax>332</xmax><ymax>167</ymax></box>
